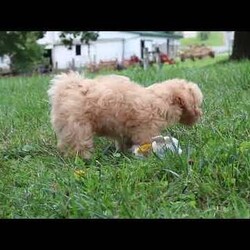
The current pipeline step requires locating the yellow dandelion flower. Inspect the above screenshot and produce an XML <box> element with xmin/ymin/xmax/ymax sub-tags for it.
<box><xmin>137</xmin><ymin>143</ymin><xmax>152</xmax><ymax>155</ymax></box>
<box><xmin>74</xmin><ymin>170</ymin><xmax>85</xmax><ymax>179</ymax></box>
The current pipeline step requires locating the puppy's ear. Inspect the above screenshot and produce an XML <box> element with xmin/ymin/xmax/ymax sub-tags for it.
<box><xmin>174</xmin><ymin>94</ymin><xmax>202</xmax><ymax>125</ymax></box>
<box><xmin>173</xmin><ymin>96</ymin><xmax>186</xmax><ymax>109</ymax></box>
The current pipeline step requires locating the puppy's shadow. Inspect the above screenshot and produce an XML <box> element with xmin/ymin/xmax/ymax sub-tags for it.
<box><xmin>102</xmin><ymin>143</ymin><xmax>117</xmax><ymax>155</ymax></box>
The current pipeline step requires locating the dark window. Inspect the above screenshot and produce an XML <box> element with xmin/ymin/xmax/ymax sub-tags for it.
<box><xmin>76</xmin><ymin>45</ymin><xmax>81</xmax><ymax>56</ymax></box>
<box><xmin>43</xmin><ymin>49</ymin><xmax>53</xmax><ymax>68</ymax></box>
<box><xmin>141</xmin><ymin>40</ymin><xmax>145</xmax><ymax>59</ymax></box>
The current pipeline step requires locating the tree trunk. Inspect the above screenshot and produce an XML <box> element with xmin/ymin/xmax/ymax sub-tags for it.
<box><xmin>231</xmin><ymin>32</ymin><xmax>250</xmax><ymax>60</ymax></box>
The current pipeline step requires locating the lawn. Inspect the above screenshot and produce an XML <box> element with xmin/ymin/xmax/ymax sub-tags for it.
<box><xmin>180</xmin><ymin>32</ymin><xmax>225</xmax><ymax>47</ymax></box>
<box><xmin>0</xmin><ymin>55</ymin><xmax>250</xmax><ymax>218</ymax></box>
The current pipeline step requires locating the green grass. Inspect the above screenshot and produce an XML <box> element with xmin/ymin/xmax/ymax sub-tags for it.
<box><xmin>180</xmin><ymin>32</ymin><xmax>225</xmax><ymax>47</ymax></box>
<box><xmin>0</xmin><ymin>56</ymin><xmax>250</xmax><ymax>218</ymax></box>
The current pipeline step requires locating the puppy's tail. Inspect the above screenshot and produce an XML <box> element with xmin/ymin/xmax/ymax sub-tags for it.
<box><xmin>48</xmin><ymin>71</ymin><xmax>84</xmax><ymax>101</ymax></box>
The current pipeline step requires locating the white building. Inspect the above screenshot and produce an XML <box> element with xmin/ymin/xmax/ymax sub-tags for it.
<box><xmin>0</xmin><ymin>55</ymin><xmax>11</xmax><ymax>73</ymax></box>
<box><xmin>37</xmin><ymin>31</ymin><xmax>182</xmax><ymax>70</ymax></box>
<box><xmin>182</xmin><ymin>31</ymin><xmax>197</xmax><ymax>38</ymax></box>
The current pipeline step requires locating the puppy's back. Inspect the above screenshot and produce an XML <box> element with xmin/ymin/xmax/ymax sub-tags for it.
<box><xmin>48</xmin><ymin>71</ymin><xmax>84</xmax><ymax>102</ymax></box>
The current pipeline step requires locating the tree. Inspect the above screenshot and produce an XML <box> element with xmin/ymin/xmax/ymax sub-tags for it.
<box><xmin>0</xmin><ymin>31</ymin><xmax>45</xmax><ymax>73</ymax></box>
<box><xmin>59</xmin><ymin>31</ymin><xmax>99</xmax><ymax>60</ymax></box>
<box><xmin>198</xmin><ymin>32</ymin><xmax>210</xmax><ymax>41</ymax></box>
<box><xmin>231</xmin><ymin>32</ymin><xmax>250</xmax><ymax>60</ymax></box>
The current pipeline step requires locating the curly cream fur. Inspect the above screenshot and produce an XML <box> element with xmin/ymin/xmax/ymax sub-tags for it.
<box><xmin>48</xmin><ymin>71</ymin><xmax>203</xmax><ymax>159</ymax></box>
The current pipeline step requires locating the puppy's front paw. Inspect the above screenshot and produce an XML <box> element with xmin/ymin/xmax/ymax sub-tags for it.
<box><xmin>130</xmin><ymin>143</ymin><xmax>152</xmax><ymax>158</ymax></box>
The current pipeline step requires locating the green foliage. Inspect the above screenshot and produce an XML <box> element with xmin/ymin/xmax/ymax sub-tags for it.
<box><xmin>0</xmin><ymin>31</ymin><xmax>45</xmax><ymax>74</ymax></box>
<box><xmin>59</xmin><ymin>31</ymin><xmax>99</xmax><ymax>48</ymax></box>
<box><xmin>0</xmin><ymin>56</ymin><xmax>250</xmax><ymax>218</ymax></box>
<box><xmin>199</xmin><ymin>32</ymin><xmax>211</xmax><ymax>41</ymax></box>
<box><xmin>180</xmin><ymin>32</ymin><xmax>224</xmax><ymax>47</ymax></box>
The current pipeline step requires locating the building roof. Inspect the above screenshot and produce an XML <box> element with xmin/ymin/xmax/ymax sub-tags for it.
<box><xmin>37</xmin><ymin>31</ymin><xmax>183</xmax><ymax>47</ymax></box>
<box><xmin>128</xmin><ymin>31</ymin><xmax>183</xmax><ymax>39</ymax></box>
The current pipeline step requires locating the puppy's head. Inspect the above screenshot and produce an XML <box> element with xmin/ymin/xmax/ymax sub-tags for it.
<box><xmin>170</xmin><ymin>79</ymin><xmax>203</xmax><ymax>126</ymax></box>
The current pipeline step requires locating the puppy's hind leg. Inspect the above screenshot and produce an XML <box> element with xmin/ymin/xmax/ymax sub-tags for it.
<box><xmin>58</xmin><ymin>121</ymin><xmax>94</xmax><ymax>159</ymax></box>
<box><xmin>115</xmin><ymin>137</ymin><xmax>133</xmax><ymax>152</ymax></box>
